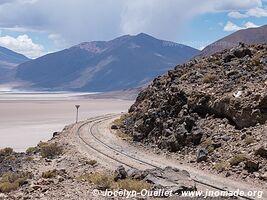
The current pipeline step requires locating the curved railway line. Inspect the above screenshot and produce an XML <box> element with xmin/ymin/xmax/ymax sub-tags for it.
<box><xmin>76</xmin><ymin>114</ymin><xmax>262</xmax><ymax>200</ymax></box>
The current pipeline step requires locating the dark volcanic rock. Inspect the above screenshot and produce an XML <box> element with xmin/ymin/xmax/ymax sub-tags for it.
<box><xmin>244</xmin><ymin>160</ymin><xmax>259</xmax><ymax>173</ymax></box>
<box><xmin>196</xmin><ymin>148</ymin><xmax>208</xmax><ymax>163</ymax></box>
<box><xmin>120</xmin><ymin>43</ymin><xmax>267</xmax><ymax>153</ymax></box>
<box><xmin>255</xmin><ymin>145</ymin><xmax>267</xmax><ymax>159</ymax></box>
<box><xmin>114</xmin><ymin>165</ymin><xmax>128</xmax><ymax>181</ymax></box>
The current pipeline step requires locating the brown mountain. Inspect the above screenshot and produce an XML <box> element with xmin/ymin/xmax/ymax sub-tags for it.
<box><xmin>200</xmin><ymin>24</ymin><xmax>267</xmax><ymax>57</ymax></box>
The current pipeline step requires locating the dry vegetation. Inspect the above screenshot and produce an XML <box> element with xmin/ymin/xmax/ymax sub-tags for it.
<box><xmin>42</xmin><ymin>169</ymin><xmax>59</xmax><ymax>179</ymax></box>
<box><xmin>214</xmin><ymin>161</ymin><xmax>230</xmax><ymax>172</ymax></box>
<box><xmin>244</xmin><ymin>136</ymin><xmax>255</xmax><ymax>145</ymax></box>
<box><xmin>38</xmin><ymin>142</ymin><xmax>63</xmax><ymax>158</ymax></box>
<box><xmin>202</xmin><ymin>73</ymin><xmax>218</xmax><ymax>83</ymax></box>
<box><xmin>229</xmin><ymin>154</ymin><xmax>248</xmax><ymax>166</ymax></box>
<box><xmin>115</xmin><ymin>130</ymin><xmax>131</xmax><ymax>140</ymax></box>
<box><xmin>0</xmin><ymin>172</ymin><xmax>30</xmax><ymax>193</ymax></box>
<box><xmin>86</xmin><ymin>160</ymin><xmax>98</xmax><ymax>166</ymax></box>
<box><xmin>80</xmin><ymin>172</ymin><xmax>151</xmax><ymax>192</ymax></box>
<box><xmin>115</xmin><ymin>179</ymin><xmax>151</xmax><ymax>192</ymax></box>
<box><xmin>26</xmin><ymin>147</ymin><xmax>38</xmax><ymax>155</ymax></box>
<box><xmin>80</xmin><ymin>172</ymin><xmax>114</xmax><ymax>189</ymax></box>
<box><xmin>0</xmin><ymin>148</ymin><xmax>13</xmax><ymax>157</ymax></box>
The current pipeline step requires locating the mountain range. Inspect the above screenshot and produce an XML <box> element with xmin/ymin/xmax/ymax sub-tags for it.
<box><xmin>15</xmin><ymin>33</ymin><xmax>199</xmax><ymax>92</ymax></box>
<box><xmin>0</xmin><ymin>47</ymin><xmax>30</xmax><ymax>83</ymax></box>
<box><xmin>1</xmin><ymin>25</ymin><xmax>267</xmax><ymax>92</ymax></box>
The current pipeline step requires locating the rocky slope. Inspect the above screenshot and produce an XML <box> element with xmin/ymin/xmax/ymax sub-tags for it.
<box><xmin>200</xmin><ymin>25</ymin><xmax>267</xmax><ymax>57</ymax></box>
<box><xmin>119</xmin><ymin>43</ymin><xmax>267</xmax><ymax>184</ymax></box>
<box><xmin>15</xmin><ymin>33</ymin><xmax>199</xmax><ymax>92</ymax></box>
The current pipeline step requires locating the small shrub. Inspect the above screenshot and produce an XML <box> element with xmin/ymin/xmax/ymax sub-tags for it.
<box><xmin>80</xmin><ymin>172</ymin><xmax>151</xmax><ymax>192</ymax></box>
<box><xmin>40</xmin><ymin>143</ymin><xmax>63</xmax><ymax>158</ymax></box>
<box><xmin>244</xmin><ymin>136</ymin><xmax>255</xmax><ymax>145</ymax></box>
<box><xmin>42</xmin><ymin>169</ymin><xmax>58</xmax><ymax>179</ymax></box>
<box><xmin>24</xmin><ymin>156</ymin><xmax>34</xmax><ymax>162</ymax></box>
<box><xmin>0</xmin><ymin>172</ymin><xmax>29</xmax><ymax>193</ymax></box>
<box><xmin>115</xmin><ymin>179</ymin><xmax>151</xmax><ymax>192</ymax></box>
<box><xmin>80</xmin><ymin>172</ymin><xmax>114</xmax><ymax>189</ymax></box>
<box><xmin>229</xmin><ymin>154</ymin><xmax>247</xmax><ymax>166</ymax></box>
<box><xmin>201</xmin><ymin>138</ymin><xmax>214</xmax><ymax>153</ymax></box>
<box><xmin>1</xmin><ymin>172</ymin><xmax>27</xmax><ymax>185</ymax></box>
<box><xmin>207</xmin><ymin>146</ymin><xmax>215</xmax><ymax>153</ymax></box>
<box><xmin>116</xmin><ymin>130</ymin><xmax>131</xmax><ymax>140</ymax></box>
<box><xmin>214</xmin><ymin>161</ymin><xmax>230</xmax><ymax>172</ymax></box>
<box><xmin>4</xmin><ymin>155</ymin><xmax>16</xmax><ymax>161</ymax></box>
<box><xmin>113</xmin><ymin>118</ymin><xmax>123</xmax><ymax>127</ymax></box>
<box><xmin>26</xmin><ymin>147</ymin><xmax>38</xmax><ymax>155</ymax></box>
<box><xmin>0</xmin><ymin>148</ymin><xmax>13</xmax><ymax>157</ymax></box>
<box><xmin>86</xmin><ymin>160</ymin><xmax>97</xmax><ymax>166</ymax></box>
<box><xmin>37</xmin><ymin>141</ymin><xmax>46</xmax><ymax>147</ymax></box>
<box><xmin>203</xmin><ymin>74</ymin><xmax>218</xmax><ymax>83</ymax></box>
<box><xmin>0</xmin><ymin>182</ymin><xmax>19</xmax><ymax>193</ymax></box>
<box><xmin>113</xmin><ymin>114</ymin><xmax>130</xmax><ymax>127</ymax></box>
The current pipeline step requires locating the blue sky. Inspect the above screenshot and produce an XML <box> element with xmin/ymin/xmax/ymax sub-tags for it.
<box><xmin>0</xmin><ymin>0</ymin><xmax>267</xmax><ymax>58</ymax></box>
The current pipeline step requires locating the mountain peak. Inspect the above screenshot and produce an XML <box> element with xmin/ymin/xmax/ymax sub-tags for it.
<box><xmin>76</xmin><ymin>34</ymin><xmax>133</xmax><ymax>54</ymax></box>
<box><xmin>134</xmin><ymin>33</ymin><xmax>158</xmax><ymax>40</ymax></box>
<box><xmin>136</xmin><ymin>32</ymin><xmax>151</xmax><ymax>37</ymax></box>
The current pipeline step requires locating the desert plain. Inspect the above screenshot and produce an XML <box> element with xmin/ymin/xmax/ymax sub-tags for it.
<box><xmin>0</xmin><ymin>92</ymin><xmax>133</xmax><ymax>151</ymax></box>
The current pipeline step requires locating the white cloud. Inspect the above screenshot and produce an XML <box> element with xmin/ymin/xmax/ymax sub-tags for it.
<box><xmin>244</xmin><ymin>21</ymin><xmax>259</xmax><ymax>28</ymax></box>
<box><xmin>0</xmin><ymin>0</ymin><xmax>265</xmax><ymax>49</ymax></box>
<box><xmin>224</xmin><ymin>21</ymin><xmax>243</xmax><ymax>31</ymax></box>
<box><xmin>224</xmin><ymin>21</ymin><xmax>259</xmax><ymax>31</ymax></box>
<box><xmin>247</xmin><ymin>7</ymin><xmax>267</xmax><ymax>17</ymax></box>
<box><xmin>0</xmin><ymin>34</ymin><xmax>45</xmax><ymax>58</ymax></box>
<box><xmin>228</xmin><ymin>11</ymin><xmax>248</xmax><ymax>18</ymax></box>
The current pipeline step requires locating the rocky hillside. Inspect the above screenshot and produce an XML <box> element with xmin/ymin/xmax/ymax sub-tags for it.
<box><xmin>120</xmin><ymin>43</ymin><xmax>267</xmax><ymax>183</ymax></box>
<box><xmin>200</xmin><ymin>25</ymin><xmax>267</xmax><ymax>57</ymax></box>
<box><xmin>15</xmin><ymin>33</ymin><xmax>199</xmax><ymax>92</ymax></box>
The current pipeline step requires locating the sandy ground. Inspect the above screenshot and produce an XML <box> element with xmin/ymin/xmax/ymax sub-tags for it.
<box><xmin>0</xmin><ymin>93</ymin><xmax>133</xmax><ymax>152</ymax></box>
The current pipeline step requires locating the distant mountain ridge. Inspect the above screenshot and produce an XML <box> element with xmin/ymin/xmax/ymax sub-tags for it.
<box><xmin>0</xmin><ymin>47</ymin><xmax>30</xmax><ymax>83</ymax></box>
<box><xmin>16</xmin><ymin>33</ymin><xmax>199</xmax><ymax>92</ymax></box>
<box><xmin>200</xmin><ymin>24</ymin><xmax>267</xmax><ymax>57</ymax></box>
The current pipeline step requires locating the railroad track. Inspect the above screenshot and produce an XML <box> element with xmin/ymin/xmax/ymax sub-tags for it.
<box><xmin>77</xmin><ymin>114</ymin><xmax>257</xmax><ymax>200</ymax></box>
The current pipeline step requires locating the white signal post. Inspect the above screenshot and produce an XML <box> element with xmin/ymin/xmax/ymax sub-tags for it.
<box><xmin>75</xmin><ymin>105</ymin><xmax>80</xmax><ymax>123</ymax></box>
